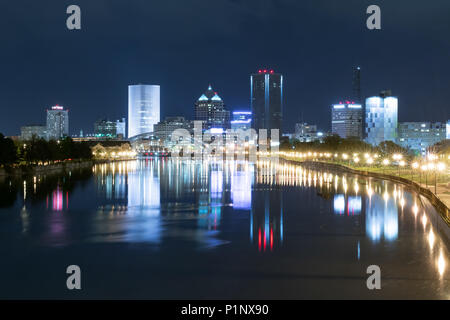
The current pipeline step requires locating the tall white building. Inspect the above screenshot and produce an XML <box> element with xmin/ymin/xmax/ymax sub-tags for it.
<box><xmin>365</xmin><ymin>93</ymin><xmax>398</xmax><ymax>146</ymax></box>
<box><xmin>128</xmin><ymin>85</ymin><xmax>160</xmax><ymax>138</ymax></box>
<box><xmin>46</xmin><ymin>105</ymin><xmax>69</xmax><ymax>140</ymax></box>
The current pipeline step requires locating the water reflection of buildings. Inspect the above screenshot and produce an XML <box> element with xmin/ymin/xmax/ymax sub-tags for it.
<box><xmin>95</xmin><ymin>162</ymin><xmax>128</xmax><ymax>201</ymax></box>
<box><xmin>198</xmin><ymin>165</ymin><xmax>224</xmax><ymax>230</ymax></box>
<box><xmin>333</xmin><ymin>194</ymin><xmax>362</xmax><ymax>216</ymax></box>
<box><xmin>127</xmin><ymin>161</ymin><xmax>160</xmax><ymax>210</ymax></box>
<box><xmin>231</xmin><ymin>164</ymin><xmax>252</xmax><ymax>210</ymax></box>
<box><xmin>45</xmin><ymin>186</ymin><xmax>68</xmax><ymax>212</ymax></box>
<box><xmin>264</xmin><ymin>161</ymin><xmax>400</xmax><ymax>245</ymax></box>
<box><xmin>365</xmin><ymin>190</ymin><xmax>398</xmax><ymax>242</ymax></box>
<box><xmin>253</xmin><ymin>163</ymin><xmax>284</xmax><ymax>252</ymax></box>
<box><xmin>251</xmin><ymin>189</ymin><xmax>283</xmax><ymax>252</ymax></box>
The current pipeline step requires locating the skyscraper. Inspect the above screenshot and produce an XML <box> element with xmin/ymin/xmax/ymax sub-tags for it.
<box><xmin>128</xmin><ymin>85</ymin><xmax>160</xmax><ymax>138</ymax></box>
<box><xmin>46</xmin><ymin>105</ymin><xmax>69</xmax><ymax>140</ymax></box>
<box><xmin>251</xmin><ymin>69</ymin><xmax>283</xmax><ymax>135</ymax></box>
<box><xmin>194</xmin><ymin>85</ymin><xmax>230</xmax><ymax>130</ymax></box>
<box><xmin>331</xmin><ymin>101</ymin><xmax>363</xmax><ymax>139</ymax></box>
<box><xmin>365</xmin><ymin>91</ymin><xmax>398</xmax><ymax>146</ymax></box>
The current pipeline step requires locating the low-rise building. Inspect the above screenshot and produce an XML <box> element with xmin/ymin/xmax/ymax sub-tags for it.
<box><xmin>20</xmin><ymin>125</ymin><xmax>47</xmax><ymax>140</ymax></box>
<box><xmin>398</xmin><ymin>122</ymin><xmax>447</xmax><ymax>156</ymax></box>
<box><xmin>153</xmin><ymin>117</ymin><xmax>193</xmax><ymax>143</ymax></box>
<box><xmin>294</xmin><ymin>123</ymin><xmax>323</xmax><ymax>142</ymax></box>
<box><xmin>94</xmin><ymin>118</ymin><xmax>126</xmax><ymax>139</ymax></box>
<box><xmin>231</xmin><ymin>111</ymin><xmax>252</xmax><ymax>131</ymax></box>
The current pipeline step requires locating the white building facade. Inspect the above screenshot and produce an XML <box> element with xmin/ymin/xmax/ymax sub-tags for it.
<box><xmin>128</xmin><ymin>85</ymin><xmax>160</xmax><ymax>138</ymax></box>
<box><xmin>365</xmin><ymin>95</ymin><xmax>398</xmax><ymax>146</ymax></box>
<box><xmin>46</xmin><ymin>105</ymin><xmax>69</xmax><ymax>140</ymax></box>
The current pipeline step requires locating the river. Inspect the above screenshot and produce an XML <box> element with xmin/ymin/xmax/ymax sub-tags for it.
<box><xmin>0</xmin><ymin>158</ymin><xmax>448</xmax><ymax>299</ymax></box>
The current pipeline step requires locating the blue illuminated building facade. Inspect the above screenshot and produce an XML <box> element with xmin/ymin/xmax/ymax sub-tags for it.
<box><xmin>251</xmin><ymin>69</ymin><xmax>283</xmax><ymax>135</ymax></box>
<box><xmin>231</xmin><ymin>111</ymin><xmax>252</xmax><ymax>131</ymax></box>
<box><xmin>397</xmin><ymin>122</ymin><xmax>447</xmax><ymax>156</ymax></box>
<box><xmin>365</xmin><ymin>91</ymin><xmax>398</xmax><ymax>146</ymax></box>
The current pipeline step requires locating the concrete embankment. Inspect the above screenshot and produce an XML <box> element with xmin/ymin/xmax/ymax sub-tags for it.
<box><xmin>284</xmin><ymin>159</ymin><xmax>450</xmax><ymax>228</ymax></box>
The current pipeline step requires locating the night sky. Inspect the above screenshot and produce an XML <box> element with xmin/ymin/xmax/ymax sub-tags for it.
<box><xmin>1</xmin><ymin>0</ymin><xmax>449</xmax><ymax>136</ymax></box>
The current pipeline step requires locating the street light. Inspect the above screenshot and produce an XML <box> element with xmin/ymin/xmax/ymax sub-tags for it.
<box><xmin>412</xmin><ymin>161</ymin><xmax>419</xmax><ymax>181</ymax></box>
<box><xmin>421</xmin><ymin>164</ymin><xmax>428</xmax><ymax>187</ymax></box>
<box><xmin>382</xmin><ymin>159</ymin><xmax>389</xmax><ymax>174</ymax></box>
<box><xmin>434</xmin><ymin>162</ymin><xmax>446</xmax><ymax>195</ymax></box>
<box><xmin>398</xmin><ymin>160</ymin><xmax>405</xmax><ymax>176</ymax></box>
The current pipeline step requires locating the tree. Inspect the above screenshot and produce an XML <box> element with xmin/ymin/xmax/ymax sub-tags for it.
<box><xmin>377</xmin><ymin>141</ymin><xmax>407</xmax><ymax>156</ymax></box>
<box><xmin>0</xmin><ymin>133</ymin><xmax>18</xmax><ymax>165</ymax></box>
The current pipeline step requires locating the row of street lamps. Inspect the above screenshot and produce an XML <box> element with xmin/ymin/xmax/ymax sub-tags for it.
<box><xmin>278</xmin><ymin>151</ymin><xmax>447</xmax><ymax>196</ymax></box>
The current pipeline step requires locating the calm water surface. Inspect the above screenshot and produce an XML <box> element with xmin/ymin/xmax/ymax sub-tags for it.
<box><xmin>0</xmin><ymin>159</ymin><xmax>449</xmax><ymax>299</ymax></box>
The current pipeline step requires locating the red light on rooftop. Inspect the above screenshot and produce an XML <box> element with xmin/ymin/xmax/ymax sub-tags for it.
<box><xmin>270</xmin><ymin>70</ymin><xmax>274</xmax><ymax>74</ymax></box>
<box><xmin>258</xmin><ymin>70</ymin><xmax>262</xmax><ymax>73</ymax></box>
<box><xmin>263</xmin><ymin>69</ymin><xmax>267</xmax><ymax>73</ymax></box>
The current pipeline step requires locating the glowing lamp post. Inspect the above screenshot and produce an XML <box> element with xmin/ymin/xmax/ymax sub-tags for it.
<box><xmin>382</xmin><ymin>159</ymin><xmax>389</xmax><ymax>174</ymax></box>
<box><xmin>421</xmin><ymin>164</ymin><xmax>428</xmax><ymax>187</ymax></box>
<box><xmin>411</xmin><ymin>162</ymin><xmax>419</xmax><ymax>181</ymax></box>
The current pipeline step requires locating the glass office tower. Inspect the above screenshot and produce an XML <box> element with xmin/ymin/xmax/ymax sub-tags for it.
<box><xmin>46</xmin><ymin>105</ymin><xmax>69</xmax><ymax>140</ymax></box>
<box><xmin>251</xmin><ymin>69</ymin><xmax>283</xmax><ymax>135</ymax></box>
<box><xmin>128</xmin><ymin>85</ymin><xmax>160</xmax><ymax>138</ymax></box>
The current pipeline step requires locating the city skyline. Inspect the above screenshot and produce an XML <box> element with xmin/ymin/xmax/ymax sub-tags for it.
<box><xmin>1</xmin><ymin>1</ymin><xmax>450</xmax><ymax>303</ymax></box>
<box><xmin>1</xmin><ymin>1</ymin><xmax>450</xmax><ymax>136</ymax></box>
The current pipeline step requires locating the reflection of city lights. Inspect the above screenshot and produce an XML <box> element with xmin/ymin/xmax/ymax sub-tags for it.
<box><xmin>52</xmin><ymin>187</ymin><xmax>63</xmax><ymax>211</ymax></box>
<box><xmin>412</xmin><ymin>203</ymin><xmax>419</xmax><ymax>216</ymax></box>
<box><xmin>231</xmin><ymin>168</ymin><xmax>252</xmax><ymax>210</ymax></box>
<box><xmin>348</xmin><ymin>196</ymin><xmax>362</xmax><ymax>214</ymax></box>
<box><xmin>437</xmin><ymin>250</ymin><xmax>446</xmax><ymax>277</ymax></box>
<box><xmin>422</xmin><ymin>214</ymin><xmax>427</xmax><ymax>228</ymax></box>
<box><xmin>366</xmin><ymin>193</ymin><xmax>398</xmax><ymax>242</ymax></box>
<box><xmin>428</xmin><ymin>229</ymin><xmax>435</xmax><ymax>251</ymax></box>
<box><xmin>367</xmin><ymin>185</ymin><xmax>373</xmax><ymax>197</ymax></box>
<box><xmin>334</xmin><ymin>195</ymin><xmax>345</xmax><ymax>214</ymax></box>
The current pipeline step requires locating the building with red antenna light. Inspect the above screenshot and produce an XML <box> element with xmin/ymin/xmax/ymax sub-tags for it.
<box><xmin>251</xmin><ymin>69</ymin><xmax>283</xmax><ymax>136</ymax></box>
<box><xmin>46</xmin><ymin>105</ymin><xmax>69</xmax><ymax>140</ymax></box>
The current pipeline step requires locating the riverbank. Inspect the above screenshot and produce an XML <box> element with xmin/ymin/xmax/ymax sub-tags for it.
<box><xmin>0</xmin><ymin>158</ymin><xmax>135</xmax><ymax>178</ymax></box>
<box><xmin>281</xmin><ymin>157</ymin><xmax>450</xmax><ymax>227</ymax></box>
